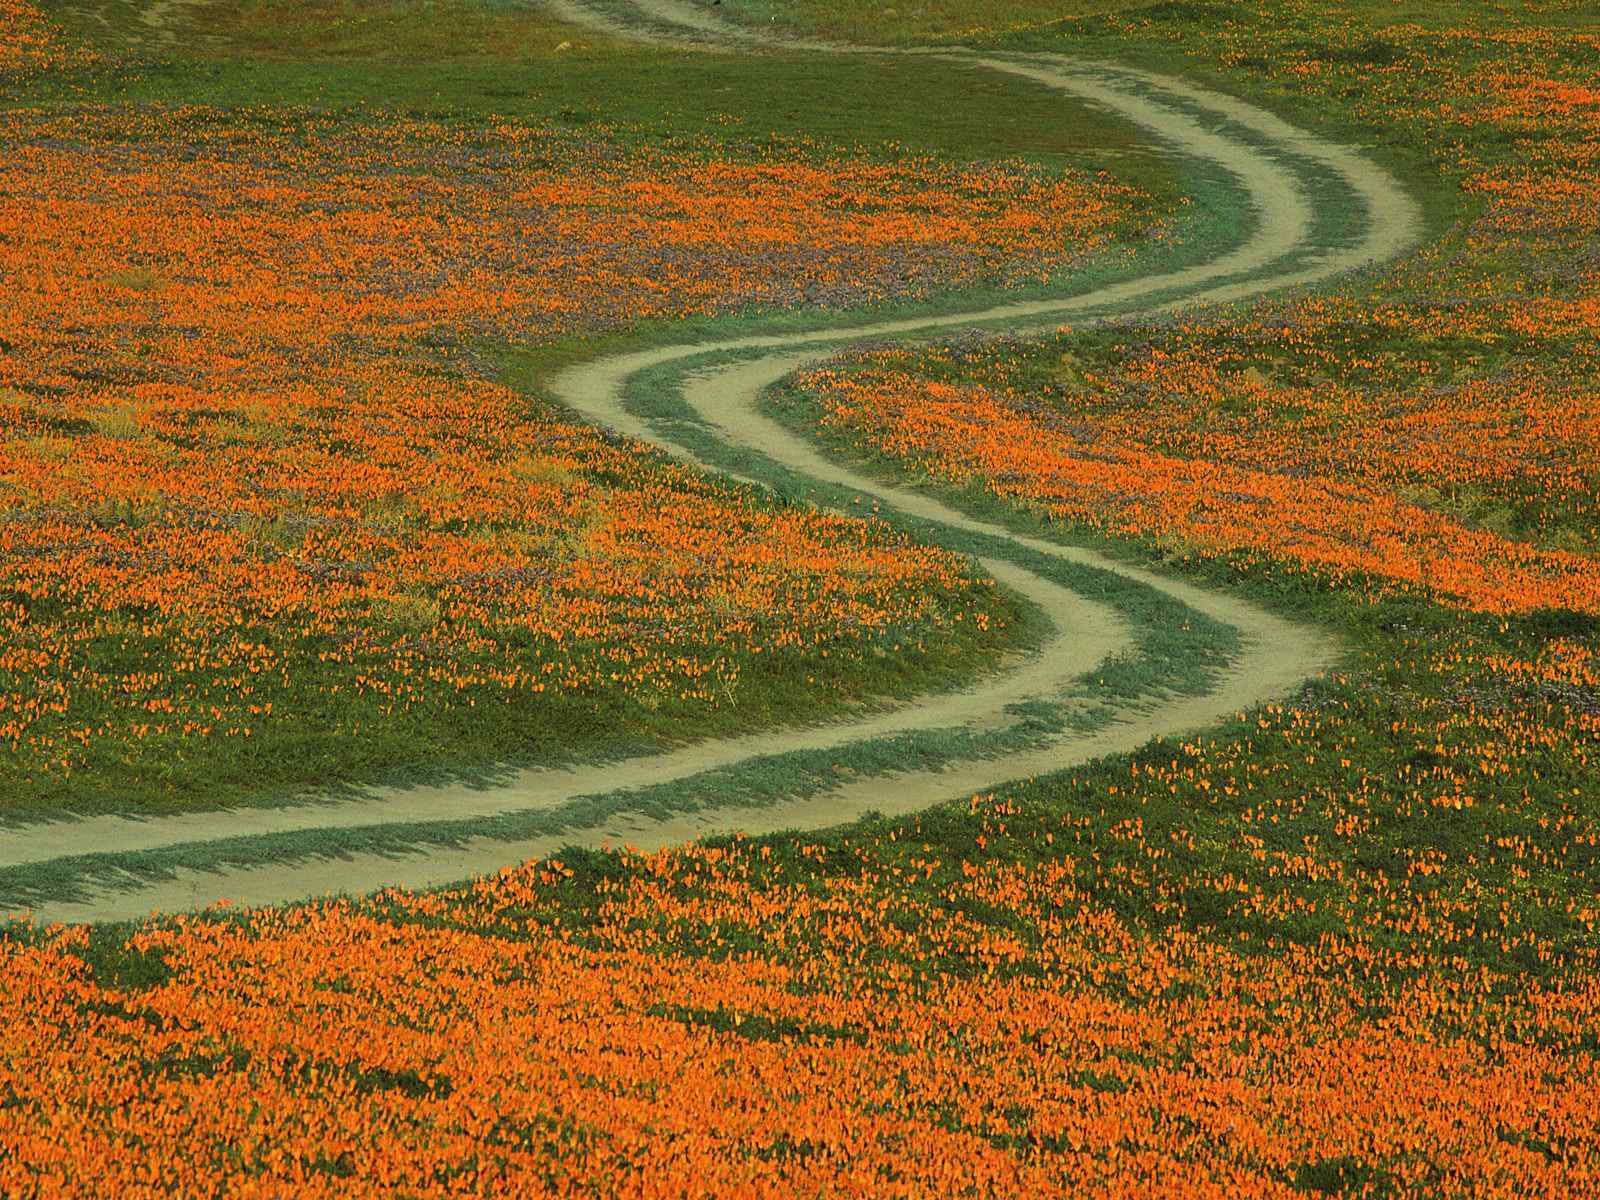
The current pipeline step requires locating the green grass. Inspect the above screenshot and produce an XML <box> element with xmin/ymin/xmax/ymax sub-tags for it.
<box><xmin>0</xmin><ymin>536</ymin><xmax>1029</xmax><ymax>822</ymax></box>
<box><xmin>23</xmin><ymin>1</ymin><xmax>1182</xmax><ymax>202</ymax></box>
<box><xmin>95</xmin><ymin>0</ymin><xmax>616</xmax><ymax>60</ymax></box>
<box><xmin>716</xmin><ymin>0</ymin><xmax>1600</xmax><ymax>51</ymax></box>
<box><xmin>706</xmin><ymin>0</ymin><xmax>1477</xmax><ymax>249</ymax></box>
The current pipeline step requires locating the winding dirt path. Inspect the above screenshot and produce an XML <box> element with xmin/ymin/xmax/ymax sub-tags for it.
<box><xmin>4</xmin><ymin>3</ymin><xmax>1421</xmax><ymax>925</ymax></box>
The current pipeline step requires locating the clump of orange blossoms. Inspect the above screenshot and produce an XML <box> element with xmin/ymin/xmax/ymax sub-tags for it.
<box><xmin>2</xmin><ymin>807</ymin><xmax>1596</xmax><ymax>1196</ymax></box>
<box><xmin>0</xmin><ymin>0</ymin><xmax>76</xmax><ymax>72</ymax></box>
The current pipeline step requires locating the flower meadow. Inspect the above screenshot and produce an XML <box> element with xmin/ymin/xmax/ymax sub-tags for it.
<box><xmin>4</xmin><ymin>751</ymin><xmax>1599</xmax><ymax>1196</ymax></box>
<box><xmin>2</xmin><ymin>1</ymin><xmax>1600</xmax><ymax>1195</ymax></box>
<box><xmin>0</xmin><ymin>104</ymin><xmax>1144</xmax><ymax>812</ymax></box>
<box><xmin>788</xmin><ymin>314</ymin><xmax>1600</xmax><ymax>616</ymax></box>
<box><xmin>706</xmin><ymin>6</ymin><xmax>1600</xmax><ymax>1187</ymax></box>
<box><xmin>787</xmin><ymin>3</ymin><xmax>1600</xmax><ymax>618</ymax></box>
<box><xmin>0</xmin><ymin>0</ymin><xmax>78</xmax><ymax>72</ymax></box>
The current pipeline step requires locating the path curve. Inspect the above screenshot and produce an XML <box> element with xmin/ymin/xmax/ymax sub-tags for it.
<box><xmin>4</xmin><ymin>4</ymin><xmax>1420</xmax><ymax>925</ymax></box>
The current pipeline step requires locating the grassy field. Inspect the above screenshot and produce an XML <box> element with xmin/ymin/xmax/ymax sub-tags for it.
<box><xmin>24</xmin><ymin>0</ymin><xmax>1183</xmax><ymax>193</ymax></box>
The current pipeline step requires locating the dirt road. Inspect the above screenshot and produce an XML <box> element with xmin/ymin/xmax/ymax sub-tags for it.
<box><xmin>4</xmin><ymin>2</ymin><xmax>1420</xmax><ymax>925</ymax></box>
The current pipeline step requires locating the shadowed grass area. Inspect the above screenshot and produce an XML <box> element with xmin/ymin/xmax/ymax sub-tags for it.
<box><xmin>158</xmin><ymin>0</ymin><xmax>613</xmax><ymax>59</ymax></box>
<box><xmin>25</xmin><ymin>0</ymin><xmax>1183</xmax><ymax>203</ymax></box>
<box><xmin>50</xmin><ymin>0</ymin><xmax>609</xmax><ymax>58</ymax></box>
